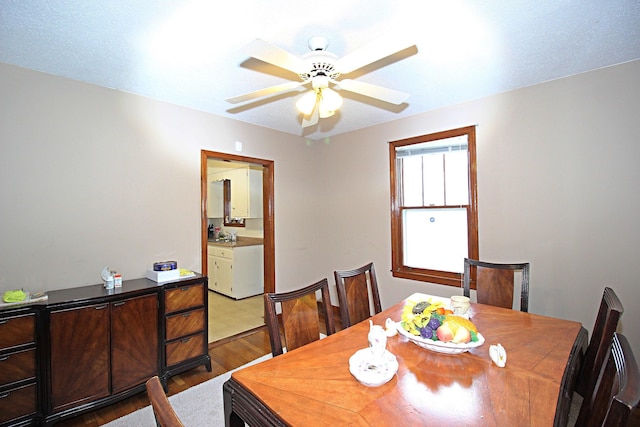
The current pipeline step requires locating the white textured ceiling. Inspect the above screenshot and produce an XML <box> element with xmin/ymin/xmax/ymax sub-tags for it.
<box><xmin>2</xmin><ymin>1</ymin><xmax>640</xmax><ymax>140</ymax></box>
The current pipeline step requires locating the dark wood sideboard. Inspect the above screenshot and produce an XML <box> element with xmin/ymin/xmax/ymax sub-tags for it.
<box><xmin>0</xmin><ymin>274</ymin><xmax>210</xmax><ymax>426</ymax></box>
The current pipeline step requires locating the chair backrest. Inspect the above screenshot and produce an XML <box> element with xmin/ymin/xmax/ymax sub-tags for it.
<box><xmin>145</xmin><ymin>376</ymin><xmax>184</xmax><ymax>427</ymax></box>
<box><xmin>576</xmin><ymin>333</ymin><xmax>640</xmax><ymax>427</ymax></box>
<box><xmin>575</xmin><ymin>287</ymin><xmax>624</xmax><ymax>398</ymax></box>
<box><xmin>264</xmin><ymin>278</ymin><xmax>336</xmax><ymax>357</ymax></box>
<box><xmin>334</xmin><ymin>262</ymin><xmax>382</xmax><ymax>328</ymax></box>
<box><xmin>463</xmin><ymin>258</ymin><xmax>530</xmax><ymax>312</ymax></box>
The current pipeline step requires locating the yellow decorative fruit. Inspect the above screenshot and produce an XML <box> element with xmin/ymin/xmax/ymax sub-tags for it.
<box><xmin>443</xmin><ymin>315</ymin><xmax>478</xmax><ymax>334</ymax></box>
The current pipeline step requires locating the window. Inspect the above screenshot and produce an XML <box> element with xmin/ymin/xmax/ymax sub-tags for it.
<box><xmin>389</xmin><ymin>126</ymin><xmax>478</xmax><ymax>287</ymax></box>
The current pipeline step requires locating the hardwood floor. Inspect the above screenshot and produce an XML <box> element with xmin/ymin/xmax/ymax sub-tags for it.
<box><xmin>56</xmin><ymin>327</ymin><xmax>272</xmax><ymax>426</ymax></box>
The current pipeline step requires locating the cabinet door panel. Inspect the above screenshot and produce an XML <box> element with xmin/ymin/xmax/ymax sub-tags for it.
<box><xmin>50</xmin><ymin>304</ymin><xmax>110</xmax><ymax>412</ymax></box>
<box><xmin>111</xmin><ymin>294</ymin><xmax>159</xmax><ymax>393</ymax></box>
<box><xmin>207</xmin><ymin>254</ymin><xmax>216</xmax><ymax>291</ymax></box>
<box><xmin>216</xmin><ymin>258</ymin><xmax>233</xmax><ymax>295</ymax></box>
<box><xmin>228</xmin><ymin>167</ymin><xmax>249</xmax><ymax>218</ymax></box>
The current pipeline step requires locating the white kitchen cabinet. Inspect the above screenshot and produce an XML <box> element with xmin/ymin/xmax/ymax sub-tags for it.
<box><xmin>207</xmin><ymin>244</ymin><xmax>263</xmax><ymax>299</ymax></box>
<box><xmin>247</xmin><ymin>168</ymin><xmax>263</xmax><ymax>218</ymax></box>
<box><xmin>228</xmin><ymin>167</ymin><xmax>263</xmax><ymax>219</ymax></box>
<box><xmin>227</xmin><ymin>168</ymin><xmax>248</xmax><ymax>218</ymax></box>
<box><xmin>207</xmin><ymin>180</ymin><xmax>224</xmax><ymax>218</ymax></box>
<box><xmin>208</xmin><ymin>167</ymin><xmax>262</xmax><ymax>219</ymax></box>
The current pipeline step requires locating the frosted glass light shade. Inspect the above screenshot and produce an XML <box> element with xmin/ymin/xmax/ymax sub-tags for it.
<box><xmin>296</xmin><ymin>87</ymin><xmax>343</xmax><ymax>118</ymax></box>
<box><xmin>296</xmin><ymin>91</ymin><xmax>317</xmax><ymax>115</ymax></box>
<box><xmin>318</xmin><ymin>87</ymin><xmax>342</xmax><ymax>118</ymax></box>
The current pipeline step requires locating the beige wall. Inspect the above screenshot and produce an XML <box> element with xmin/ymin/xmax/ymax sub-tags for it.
<box><xmin>316</xmin><ymin>59</ymin><xmax>640</xmax><ymax>357</ymax></box>
<box><xmin>1</xmin><ymin>59</ymin><xmax>639</xmax><ymax>357</ymax></box>
<box><xmin>0</xmin><ymin>62</ymin><xmax>322</xmax><ymax>292</ymax></box>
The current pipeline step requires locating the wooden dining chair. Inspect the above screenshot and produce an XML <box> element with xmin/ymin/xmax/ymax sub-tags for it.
<box><xmin>264</xmin><ymin>278</ymin><xmax>336</xmax><ymax>357</ymax></box>
<box><xmin>145</xmin><ymin>376</ymin><xmax>184</xmax><ymax>427</ymax></box>
<box><xmin>575</xmin><ymin>287</ymin><xmax>624</xmax><ymax>398</ymax></box>
<box><xmin>574</xmin><ymin>333</ymin><xmax>640</xmax><ymax>426</ymax></box>
<box><xmin>463</xmin><ymin>258</ymin><xmax>530</xmax><ymax>312</ymax></box>
<box><xmin>334</xmin><ymin>262</ymin><xmax>382</xmax><ymax>328</ymax></box>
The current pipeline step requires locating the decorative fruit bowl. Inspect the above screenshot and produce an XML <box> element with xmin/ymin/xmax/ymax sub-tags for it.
<box><xmin>397</xmin><ymin>293</ymin><xmax>485</xmax><ymax>354</ymax></box>
<box><xmin>396</xmin><ymin>322</ymin><xmax>485</xmax><ymax>354</ymax></box>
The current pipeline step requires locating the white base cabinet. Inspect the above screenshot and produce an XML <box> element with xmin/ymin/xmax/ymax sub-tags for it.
<box><xmin>208</xmin><ymin>244</ymin><xmax>263</xmax><ymax>299</ymax></box>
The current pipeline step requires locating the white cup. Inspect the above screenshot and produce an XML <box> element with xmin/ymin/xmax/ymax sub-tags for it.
<box><xmin>450</xmin><ymin>295</ymin><xmax>470</xmax><ymax>315</ymax></box>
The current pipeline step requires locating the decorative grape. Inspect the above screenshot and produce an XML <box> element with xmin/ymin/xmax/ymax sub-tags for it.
<box><xmin>419</xmin><ymin>326</ymin><xmax>433</xmax><ymax>339</ymax></box>
<box><xmin>427</xmin><ymin>317</ymin><xmax>441</xmax><ymax>330</ymax></box>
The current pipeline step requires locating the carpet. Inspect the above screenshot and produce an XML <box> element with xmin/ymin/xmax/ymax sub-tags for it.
<box><xmin>103</xmin><ymin>354</ymin><xmax>272</xmax><ymax>427</ymax></box>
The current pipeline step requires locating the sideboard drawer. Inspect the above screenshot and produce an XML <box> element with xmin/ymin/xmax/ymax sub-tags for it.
<box><xmin>0</xmin><ymin>348</ymin><xmax>36</xmax><ymax>386</ymax></box>
<box><xmin>166</xmin><ymin>308</ymin><xmax>205</xmax><ymax>341</ymax></box>
<box><xmin>0</xmin><ymin>383</ymin><xmax>37</xmax><ymax>424</ymax></box>
<box><xmin>164</xmin><ymin>283</ymin><xmax>204</xmax><ymax>313</ymax></box>
<box><xmin>0</xmin><ymin>314</ymin><xmax>35</xmax><ymax>349</ymax></box>
<box><xmin>165</xmin><ymin>333</ymin><xmax>205</xmax><ymax>367</ymax></box>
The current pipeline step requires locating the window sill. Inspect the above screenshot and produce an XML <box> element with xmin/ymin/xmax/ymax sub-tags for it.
<box><xmin>392</xmin><ymin>268</ymin><xmax>462</xmax><ymax>287</ymax></box>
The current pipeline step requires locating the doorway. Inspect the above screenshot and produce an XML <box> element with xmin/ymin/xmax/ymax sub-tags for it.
<box><xmin>200</xmin><ymin>150</ymin><xmax>275</xmax><ymax>343</ymax></box>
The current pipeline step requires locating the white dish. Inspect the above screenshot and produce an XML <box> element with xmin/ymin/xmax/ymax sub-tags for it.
<box><xmin>349</xmin><ymin>348</ymin><xmax>398</xmax><ymax>387</ymax></box>
<box><xmin>396</xmin><ymin>322</ymin><xmax>485</xmax><ymax>355</ymax></box>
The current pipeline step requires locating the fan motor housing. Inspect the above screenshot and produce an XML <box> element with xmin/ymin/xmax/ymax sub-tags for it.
<box><xmin>300</xmin><ymin>51</ymin><xmax>340</xmax><ymax>82</ymax></box>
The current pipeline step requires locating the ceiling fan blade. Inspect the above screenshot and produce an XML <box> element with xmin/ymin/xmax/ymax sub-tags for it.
<box><xmin>337</xmin><ymin>79</ymin><xmax>410</xmax><ymax>105</ymax></box>
<box><xmin>246</xmin><ymin>39</ymin><xmax>308</xmax><ymax>75</ymax></box>
<box><xmin>335</xmin><ymin>37</ymin><xmax>415</xmax><ymax>75</ymax></box>
<box><xmin>226</xmin><ymin>81</ymin><xmax>306</xmax><ymax>104</ymax></box>
<box><xmin>301</xmin><ymin>100</ymin><xmax>319</xmax><ymax>128</ymax></box>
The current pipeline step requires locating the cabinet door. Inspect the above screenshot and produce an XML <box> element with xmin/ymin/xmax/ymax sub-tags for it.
<box><xmin>208</xmin><ymin>180</ymin><xmax>224</xmax><ymax>218</ymax></box>
<box><xmin>111</xmin><ymin>294</ymin><xmax>158</xmax><ymax>393</ymax></box>
<box><xmin>207</xmin><ymin>254</ymin><xmax>217</xmax><ymax>291</ymax></box>
<box><xmin>216</xmin><ymin>257</ymin><xmax>233</xmax><ymax>296</ymax></box>
<box><xmin>228</xmin><ymin>167</ymin><xmax>249</xmax><ymax>218</ymax></box>
<box><xmin>50</xmin><ymin>304</ymin><xmax>110</xmax><ymax>412</ymax></box>
<box><xmin>248</xmin><ymin>168</ymin><xmax>263</xmax><ymax>218</ymax></box>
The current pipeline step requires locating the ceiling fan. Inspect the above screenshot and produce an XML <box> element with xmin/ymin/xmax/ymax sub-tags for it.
<box><xmin>226</xmin><ymin>36</ymin><xmax>416</xmax><ymax>128</ymax></box>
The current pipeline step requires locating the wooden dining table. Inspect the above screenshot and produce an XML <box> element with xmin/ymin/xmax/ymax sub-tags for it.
<box><xmin>223</xmin><ymin>293</ymin><xmax>587</xmax><ymax>426</ymax></box>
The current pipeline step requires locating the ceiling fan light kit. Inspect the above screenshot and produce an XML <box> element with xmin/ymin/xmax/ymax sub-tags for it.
<box><xmin>227</xmin><ymin>35</ymin><xmax>415</xmax><ymax>129</ymax></box>
<box><xmin>296</xmin><ymin>91</ymin><xmax>318</xmax><ymax>116</ymax></box>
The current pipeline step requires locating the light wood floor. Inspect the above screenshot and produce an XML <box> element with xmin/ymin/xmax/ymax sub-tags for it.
<box><xmin>208</xmin><ymin>290</ymin><xmax>264</xmax><ymax>342</ymax></box>
<box><xmin>56</xmin><ymin>327</ymin><xmax>272</xmax><ymax>426</ymax></box>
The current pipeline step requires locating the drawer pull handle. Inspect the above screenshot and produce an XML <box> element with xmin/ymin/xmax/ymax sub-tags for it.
<box><xmin>181</xmin><ymin>313</ymin><xmax>191</xmax><ymax>318</ymax></box>
<box><xmin>95</xmin><ymin>305</ymin><xmax>108</xmax><ymax>310</ymax></box>
<box><xmin>180</xmin><ymin>287</ymin><xmax>191</xmax><ymax>291</ymax></box>
<box><xmin>0</xmin><ymin>320</ymin><xmax>7</xmax><ymax>325</ymax></box>
<box><xmin>0</xmin><ymin>356</ymin><xmax>9</xmax><ymax>362</ymax></box>
<box><xmin>0</xmin><ymin>392</ymin><xmax>9</xmax><ymax>399</ymax></box>
<box><xmin>180</xmin><ymin>337</ymin><xmax>191</xmax><ymax>343</ymax></box>
<box><xmin>113</xmin><ymin>301</ymin><xmax>126</xmax><ymax>307</ymax></box>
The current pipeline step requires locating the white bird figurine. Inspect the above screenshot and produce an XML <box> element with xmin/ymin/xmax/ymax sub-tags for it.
<box><xmin>489</xmin><ymin>343</ymin><xmax>507</xmax><ymax>367</ymax></box>
<box><xmin>384</xmin><ymin>318</ymin><xmax>398</xmax><ymax>337</ymax></box>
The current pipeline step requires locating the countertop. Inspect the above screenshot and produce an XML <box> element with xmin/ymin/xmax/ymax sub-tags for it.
<box><xmin>0</xmin><ymin>274</ymin><xmax>206</xmax><ymax>311</ymax></box>
<box><xmin>208</xmin><ymin>236</ymin><xmax>264</xmax><ymax>248</ymax></box>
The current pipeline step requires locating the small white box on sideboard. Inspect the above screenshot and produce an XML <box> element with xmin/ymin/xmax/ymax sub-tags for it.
<box><xmin>146</xmin><ymin>269</ymin><xmax>180</xmax><ymax>282</ymax></box>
